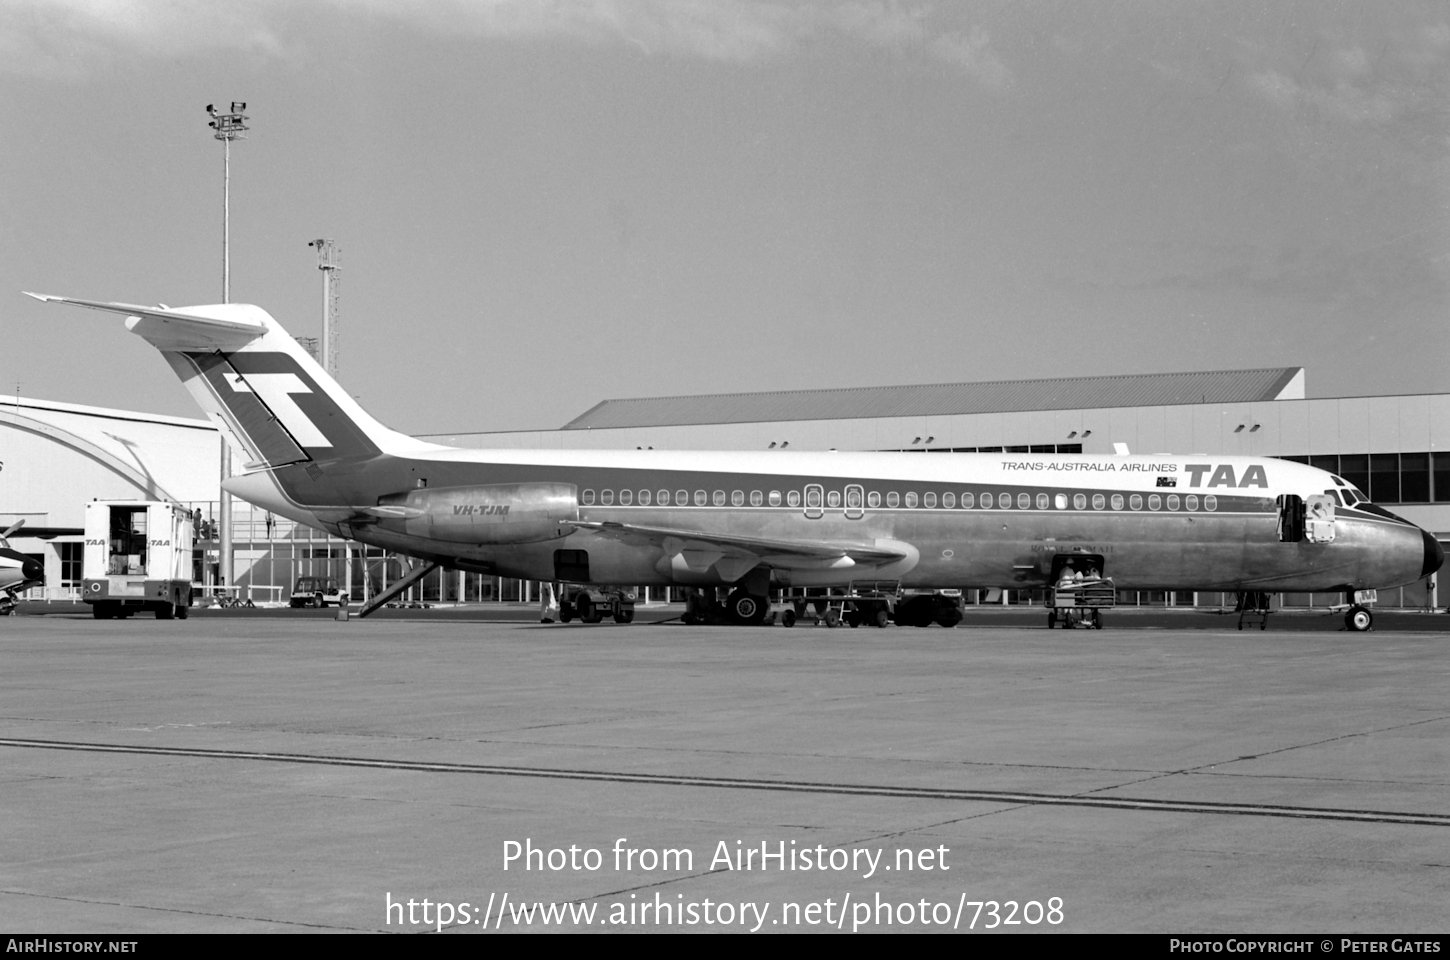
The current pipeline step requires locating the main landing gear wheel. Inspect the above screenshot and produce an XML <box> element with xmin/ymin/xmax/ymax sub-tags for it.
<box><xmin>726</xmin><ymin>590</ymin><xmax>768</xmax><ymax>626</ymax></box>
<box><xmin>1345</xmin><ymin>605</ymin><xmax>1373</xmax><ymax>632</ymax></box>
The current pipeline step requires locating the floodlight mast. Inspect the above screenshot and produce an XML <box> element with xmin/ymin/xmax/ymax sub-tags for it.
<box><xmin>205</xmin><ymin>101</ymin><xmax>247</xmax><ymax>597</ymax></box>
<box><xmin>206</xmin><ymin>102</ymin><xmax>248</xmax><ymax>303</ymax></box>
<box><xmin>309</xmin><ymin>239</ymin><xmax>340</xmax><ymax>381</ymax></box>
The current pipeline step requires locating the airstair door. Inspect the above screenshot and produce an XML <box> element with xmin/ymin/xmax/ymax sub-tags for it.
<box><xmin>1277</xmin><ymin>494</ymin><xmax>1304</xmax><ymax>543</ymax></box>
<box><xmin>1304</xmin><ymin>494</ymin><xmax>1336</xmax><ymax>543</ymax></box>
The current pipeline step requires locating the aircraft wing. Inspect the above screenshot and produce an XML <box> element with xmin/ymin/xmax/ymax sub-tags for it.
<box><xmin>0</xmin><ymin>519</ymin><xmax>83</xmax><ymax>546</ymax></box>
<box><xmin>573</xmin><ymin>520</ymin><xmax>909</xmax><ymax>563</ymax></box>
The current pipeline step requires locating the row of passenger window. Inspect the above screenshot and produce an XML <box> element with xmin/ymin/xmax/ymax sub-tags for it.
<box><xmin>579</xmin><ymin>488</ymin><xmax>1222</xmax><ymax>512</ymax></box>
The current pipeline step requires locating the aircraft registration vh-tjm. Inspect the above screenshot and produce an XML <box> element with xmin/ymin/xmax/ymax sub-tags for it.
<box><xmin>25</xmin><ymin>292</ymin><xmax>1444</xmax><ymax>631</ymax></box>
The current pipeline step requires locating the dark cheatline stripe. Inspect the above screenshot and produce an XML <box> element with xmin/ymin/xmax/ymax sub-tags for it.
<box><xmin>183</xmin><ymin>352</ymin><xmax>309</xmax><ymax>467</ymax></box>
<box><xmin>3</xmin><ymin>738</ymin><xmax>1447</xmax><ymax>828</ymax></box>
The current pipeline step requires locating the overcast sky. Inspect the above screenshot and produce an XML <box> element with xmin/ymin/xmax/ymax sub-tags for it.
<box><xmin>3</xmin><ymin>1</ymin><xmax>1448</xmax><ymax>434</ymax></box>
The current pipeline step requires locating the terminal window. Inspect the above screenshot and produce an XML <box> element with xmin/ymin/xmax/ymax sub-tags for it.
<box><xmin>60</xmin><ymin>542</ymin><xmax>82</xmax><ymax>587</ymax></box>
<box><xmin>1278</xmin><ymin>452</ymin><xmax>1441</xmax><ymax>504</ymax></box>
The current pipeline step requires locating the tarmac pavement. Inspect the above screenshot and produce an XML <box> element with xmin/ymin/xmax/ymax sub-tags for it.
<box><xmin>2</xmin><ymin>613</ymin><xmax>1447</xmax><ymax>933</ymax></box>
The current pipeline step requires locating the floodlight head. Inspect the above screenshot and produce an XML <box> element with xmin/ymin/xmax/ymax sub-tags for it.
<box><xmin>206</xmin><ymin>103</ymin><xmax>216</xmax><ymax>115</ymax></box>
<box><xmin>232</xmin><ymin>101</ymin><xmax>246</xmax><ymax>112</ymax></box>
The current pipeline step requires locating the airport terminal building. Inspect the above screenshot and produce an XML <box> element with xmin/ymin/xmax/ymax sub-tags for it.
<box><xmin>8</xmin><ymin>365</ymin><xmax>1450</xmax><ymax>609</ymax></box>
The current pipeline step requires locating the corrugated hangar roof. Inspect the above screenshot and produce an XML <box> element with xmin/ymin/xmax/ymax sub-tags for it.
<box><xmin>562</xmin><ymin>367</ymin><xmax>1305</xmax><ymax>430</ymax></box>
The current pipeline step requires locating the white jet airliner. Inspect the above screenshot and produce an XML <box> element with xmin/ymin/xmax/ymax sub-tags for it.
<box><xmin>25</xmin><ymin>293</ymin><xmax>1442</xmax><ymax>631</ymax></box>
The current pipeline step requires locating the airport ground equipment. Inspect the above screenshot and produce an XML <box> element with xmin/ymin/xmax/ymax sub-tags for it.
<box><xmin>356</xmin><ymin>559</ymin><xmax>439</xmax><ymax>618</ymax></box>
<box><xmin>82</xmin><ymin>501</ymin><xmax>195</xmax><ymax>620</ymax></box>
<box><xmin>768</xmin><ymin>583</ymin><xmax>961</xmax><ymax>628</ymax></box>
<box><xmin>891</xmin><ymin>589</ymin><xmax>964</xmax><ymax>628</ymax></box>
<box><xmin>289</xmin><ymin>576</ymin><xmax>349</xmax><ymax>608</ymax></box>
<box><xmin>1047</xmin><ymin>578</ymin><xmax>1114</xmax><ymax>629</ymax></box>
<box><xmin>1234</xmin><ymin>591</ymin><xmax>1273</xmax><ymax>631</ymax></box>
<box><xmin>560</xmin><ymin>587</ymin><xmax>636</xmax><ymax>623</ymax></box>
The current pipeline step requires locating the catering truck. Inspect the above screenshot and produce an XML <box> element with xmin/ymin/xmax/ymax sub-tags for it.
<box><xmin>82</xmin><ymin>500</ymin><xmax>194</xmax><ymax>619</ymax></box>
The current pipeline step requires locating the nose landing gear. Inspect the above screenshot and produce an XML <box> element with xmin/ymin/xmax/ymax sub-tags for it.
<box><xmin>1344</xmin><ymin>605</ymin><xmax>1373</xmax><ymax>632</ymax></box>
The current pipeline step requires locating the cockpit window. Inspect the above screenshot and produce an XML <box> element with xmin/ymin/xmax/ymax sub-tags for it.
<box><xmin>1330</xmin><ymin>475</ymin><xmax>1347</xmax><ymax>487</ymax></box>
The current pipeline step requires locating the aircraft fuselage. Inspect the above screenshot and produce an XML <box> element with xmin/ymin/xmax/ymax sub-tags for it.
<box><xmin>226</xmin><ymin>450</ymin><xmax>1438</xmax><ymax>594</ymax></box>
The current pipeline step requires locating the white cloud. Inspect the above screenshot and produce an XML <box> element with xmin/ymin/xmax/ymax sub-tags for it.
<box><xmin>0</xmin><ymin>0</ymin><xmax>283</xmax><ymax>78</ymax></box>
<box><xmin>1246</xmin><ymin>37</ymin><xmax>1441</xmax><ymax>127</ymax></box>
<box><xmin>1248</xmin><ymin>70</ymin><xmax>1298</xmax><ymax>111</ymax></box>
<box><xmin>2</xmin><ymin>0</ymin><xmax>1011</xmax><ymax>85</ymax></box>
<box><xmin>929</xmin><ymin>26</ymin><xmax>1011</xmax><ymax>88</ymax></box>
<box><xmin>353</xmin><ymin>0</ymin><xmax>1009</xmax><ymax>79</ymax></box>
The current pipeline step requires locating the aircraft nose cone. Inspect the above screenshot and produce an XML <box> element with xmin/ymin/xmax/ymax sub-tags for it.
<box><xmin>20</xmin><ymin>557</ymin><xmax>43</xmax><ymax>582</ymax></box>
<box><xmin>1423</xmin><ymin>529</ymin><xmax>1444</xmax><ymax>579</ymax></box>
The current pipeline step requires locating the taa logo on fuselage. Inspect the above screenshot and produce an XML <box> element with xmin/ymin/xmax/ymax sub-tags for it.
<box><xmin>453</xmin><ymin>504</ymin><xmax>510</xmax><ymax>516</ymax></box>
<box><xmin>1184</xmin><ymin>465</ymin><xmax>1269</xmax><ymax>488</ymax></box>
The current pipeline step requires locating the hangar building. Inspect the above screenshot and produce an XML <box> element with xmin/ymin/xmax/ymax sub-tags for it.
<box><xmin>7</xmin><ymin>365</ymin><xmax>1449</xmax><ymax>609</ymax></box>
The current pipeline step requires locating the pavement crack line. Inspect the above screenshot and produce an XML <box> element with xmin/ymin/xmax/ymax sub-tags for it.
<box><xmin>3</xmin><ymin>736</ymin><xmax>1448</xmax><ymax>828</ymax></box>
<box><xmin>434</xmin><ymin>733</ymin><xmax>1163</xmax><ymax>777</ymax></box>
<box><xmin>1071</xmin><ymin>713</ymin><xmax>1450</xmax><ymax>800</ymax></box>
<box><xmin>0</xmin><ymin>888</ymin><xmax>372</xmax><ymax>931</ymax></box>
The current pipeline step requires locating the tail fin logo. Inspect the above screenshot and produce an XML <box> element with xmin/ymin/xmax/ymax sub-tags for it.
<box><xmin>226</xmin><ymin>373</ymin><xmax>332</xmax><ymax>448</ymax></box>
<box><xmin>183</xmin><ymin>350</ymin><xmax>382</xmax><ymax>464</ymax></box>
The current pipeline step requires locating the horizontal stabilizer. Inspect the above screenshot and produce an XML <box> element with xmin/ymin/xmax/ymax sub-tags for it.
<box><xmin>23</xmin><ymin>293</ymin><xmax>267</xmax><ymax>350</ymax></box>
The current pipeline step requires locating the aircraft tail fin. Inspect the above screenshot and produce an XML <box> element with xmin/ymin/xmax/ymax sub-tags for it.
<box><xmin>24</xmin><ymin>293</ymin><xmax>438</xmax><ymax>470</ymax></box>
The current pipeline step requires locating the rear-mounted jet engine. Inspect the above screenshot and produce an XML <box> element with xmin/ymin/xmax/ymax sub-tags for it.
<box><xmin>371</xmin><ymin>482</ymin><xmax>578</xmax><ymax>544</ymax></box>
